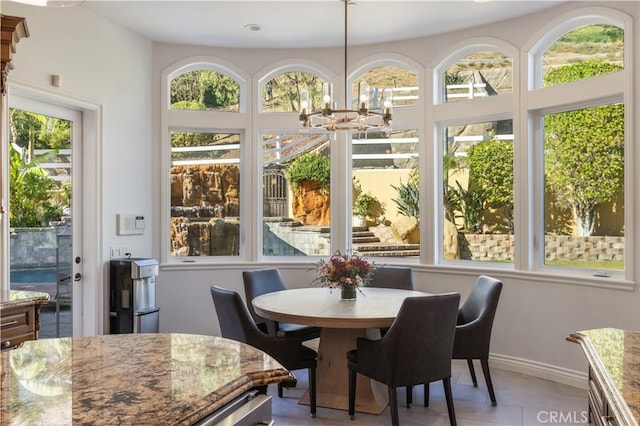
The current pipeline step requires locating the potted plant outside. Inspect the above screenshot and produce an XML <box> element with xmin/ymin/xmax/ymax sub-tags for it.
<box><xmin>353</xmin><ymin>192</ymin><xmax>379</xmax><ymax>227</ymax></box>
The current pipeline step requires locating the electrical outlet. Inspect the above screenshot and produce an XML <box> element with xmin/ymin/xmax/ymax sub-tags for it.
<box><xmin>110</xmin><ymin>247</ymin><xmax>129</xmax><ymax>259</ymax></box>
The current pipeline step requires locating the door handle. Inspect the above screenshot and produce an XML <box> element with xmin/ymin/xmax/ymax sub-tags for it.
<box><xmin>74</xmin><ymin>273</ymin><xmax>82</xmax><ymax>281</ymax></box>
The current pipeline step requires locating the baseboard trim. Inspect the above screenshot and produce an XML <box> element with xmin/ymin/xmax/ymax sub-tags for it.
<box><xmin>488</xmin><ymin>353</ymin><xmax>588</xmax><ymax>390</ymax></box>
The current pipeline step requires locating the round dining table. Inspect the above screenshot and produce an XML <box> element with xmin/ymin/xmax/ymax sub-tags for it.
<box><xmin>252</xmin><ymin>286</ymin><xmax>428</xmax><ymax>414</ymax></box>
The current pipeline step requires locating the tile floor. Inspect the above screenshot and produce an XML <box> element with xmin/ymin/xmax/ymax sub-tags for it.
<box><xmin>269</xmin><ymin>360</ymin><xmax>588</xmax><ymax>425</ymax></box>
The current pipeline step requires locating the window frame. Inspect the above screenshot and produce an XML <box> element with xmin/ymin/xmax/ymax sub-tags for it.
<box><xmin>431</xmin><ymin>39</ymin><xmax>518</xmax><ymax>268</ymax></box>
<box><xmin>160</xmin><ymin>57</ymin><xmax>250</xmax><ymax>264</ymax></box>
<box><xmin>523</xmin><ymin>8</ymin><xmax>633</xmax><ymax>284</ymax></box>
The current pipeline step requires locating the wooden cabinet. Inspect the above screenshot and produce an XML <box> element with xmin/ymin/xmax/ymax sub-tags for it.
<box><xmin>0</xmin><ymin>290</ymin><xmax>49</xmax><ymax>351</ymax></box>
<box><xmin>1</xmin><ymin>303</ymin><xmax>36</xmax><ymax>350</ymax></box>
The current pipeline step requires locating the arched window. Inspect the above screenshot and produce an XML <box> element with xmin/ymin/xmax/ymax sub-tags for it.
<box><xmin>170</xmin><ymin>69</ymin><xmax>240</xmax><ymax>112</ymax></box>
<box><xmin>262</xmin><ymin>71</ymin><xmax>329</xmax><ymax>113</ymax></box>
<box><xmin>162</xmin><ymin>59</ymin><xmax>248</xmax><ymax>262</ymax></box>
<box><xmin>350</xmin><ymin>63</ymin><xmax>421</xmax><ymax>260</ymax></box>
<box><xmin>542</xmin><ymin>24</ymin><xmax>623</xmax><ymax>87</ymax></box>
<box><xmin>433</xmin><ymin>43</ymin><xmax>516</xmax><ymax>265</ymax></box>
<box><xmin>353</xmin><ymin>65</ymin><xmax>419</xmax><ymax>109</ymax></box>
<box><xmin>442</xmin><ymin>51</ymin><xmax>512</xmax><ymax>103</ymax></box>
<box><xmin>527</xmin><ymin>11</ymin><xmax>628</xmax><ymax>277</ymax></box>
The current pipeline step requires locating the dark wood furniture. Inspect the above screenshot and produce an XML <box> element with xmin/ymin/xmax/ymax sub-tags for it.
<box><xmin>1</xmin><ymin>290</ymin><xmax>50</xmax><ymax>351</ymax></box>
<box><xmin>1</xmin><ymin>14</ymin><xmax>29</xmax><ymax>95</ymax></box>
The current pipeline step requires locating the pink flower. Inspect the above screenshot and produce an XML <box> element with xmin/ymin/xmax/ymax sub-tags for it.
<box><xmin>310</xmin><ymin>251</ymin><xmax>375</xmax><ymax>289</ymax></box>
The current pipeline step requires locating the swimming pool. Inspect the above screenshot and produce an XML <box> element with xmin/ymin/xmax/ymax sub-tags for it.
<box><xmin>10</xmin><ymin>268</ymin><xmax>70</xmax><ymax>284</ymax></box>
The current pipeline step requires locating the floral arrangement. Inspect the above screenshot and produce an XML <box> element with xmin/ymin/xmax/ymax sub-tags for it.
<box><xmin>311</xmin><ymin>251</ymin><xmax>375</xmax><ymax>289</ymax></box>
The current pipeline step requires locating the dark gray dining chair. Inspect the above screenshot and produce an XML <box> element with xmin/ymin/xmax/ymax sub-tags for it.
<box><xmin>243</xmin><ymin>268</ymin><xmax>321</xmax><ymax>342</ymax></box>
<box><xmin>347</xmin><ymin>293</ymin><xmax>461</xmax><ymax>426</ymax></box>
<box><xmin>366</xmin><ymin>266</ymin><xmax>414</xmax><ymax>290</ymax></box>
<box><xmin>210</xmin><ymin>285</ymin><xmax>318</xmax><ymax>417</ymax></box>
<box><xmin>452</xmin><ymin>275</ymin><xmax>503</xmax><ymax>406</ymax></box>
<box><xmin>366</xmin><ymin>265</ymin><xmax>414</xmax><ymax>337</ymax></box>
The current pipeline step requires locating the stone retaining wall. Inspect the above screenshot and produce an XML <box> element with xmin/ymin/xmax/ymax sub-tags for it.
<box><xmin>10</xmin><ymin>225</ymin><xmax>71</xmax><ymax>269</ymax></box>
<box><xmin>458</xmin><ymin>234</ymin><xmax>624</xmax><ymax>262</ymax></box>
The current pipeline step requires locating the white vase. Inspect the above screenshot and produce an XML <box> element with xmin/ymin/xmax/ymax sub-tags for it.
<box><xmin>353</xmin><ymin>215</ymin><xmax>366</xmax><ymax>227</ymax></box>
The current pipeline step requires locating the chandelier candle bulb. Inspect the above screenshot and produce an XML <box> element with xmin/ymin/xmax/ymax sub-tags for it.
<box><xmin>300</xmin><ymin>89</ymin><xmax>310</xmax><ymax>115</ymax></box>
<box><xmin>383</xmin><ymin>88</ymin><xmax>393</xmax><ymax>114</ymax></box>
<box><xmin>322</xmin><ymin>82</ymin><xmax>332</xmax><ymax>112</ymax></box>
<box><xmin>359</xmin><ymin>81</ymin><xmax>369</xmax><ymax>112</ymax></box>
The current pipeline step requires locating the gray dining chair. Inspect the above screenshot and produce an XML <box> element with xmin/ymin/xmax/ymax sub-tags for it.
<box><xmin>347</xmin><ymin>293</ymin><xmax>461</xmax><ymax>426</ymax></box>
<box><xmin>243</xmin><ymin>268</ymin><xmax>321</xmax><ymax>342</ymax></box>
<box><xmin>210</xmin><ymin>285</ymin><xmax>318</xmax><ymax>417</ymax></box>
<box><xmin>452</xmin><ymin>275</ymin><xmax>503</xmax><ymax>406</ymax></box>
<box><xmin>366</xmin><ymin>265</ymin><xmax>414</xmax><ymax>337</ymax></box>
<box><xmin>366</xmin><ymin>266</ymin><xmax>414</xmax><ymax>290</ymax></box>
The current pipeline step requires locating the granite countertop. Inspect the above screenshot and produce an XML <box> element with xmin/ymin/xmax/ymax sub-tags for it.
<box><xmin>0</xmin><ymin>290</ymin><xmax>50</xmax><ymax>309</ymax></box>
<box><xmin>567</xmin><ymin>328</ymin><xmax>640</xmax><ymax>424</ymax></box>
<box><xmin>0</xmin><ymin>333</ymin><xmax>291</xmax><ymax>425</ymax></box>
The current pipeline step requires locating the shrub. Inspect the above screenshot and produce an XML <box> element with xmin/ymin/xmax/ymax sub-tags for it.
<box><xmin>391</xmin><ymin>168</ymin><xmax>419</xmax><ymax>217</ymax></box>
<box><xmin>284</xmin><ymin>151</ymin><xmax>330</xmax><ymax>192</ymax></box>
<box><xmin>353</xmin><ymin>193</ymin><xmax>380</xmax><ymax>218</ymax></box>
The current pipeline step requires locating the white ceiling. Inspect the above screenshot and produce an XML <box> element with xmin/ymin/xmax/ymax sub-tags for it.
<box><xmin>79</xmin><ymin>1</ymin><xmax>564</xmax><ymax>49</ymax></box>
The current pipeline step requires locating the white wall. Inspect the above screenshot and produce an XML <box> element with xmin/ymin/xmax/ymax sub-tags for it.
<box><xmin>2</xmin><ymin>2</ymin><xmax>153</xmax><ymax>334</ymax></box>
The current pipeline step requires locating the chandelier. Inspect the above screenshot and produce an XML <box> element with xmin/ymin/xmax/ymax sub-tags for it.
<box><xmin>298</xmin><ymin>0</ymin><xmax>392</xmax><ymax>131</ymax></box>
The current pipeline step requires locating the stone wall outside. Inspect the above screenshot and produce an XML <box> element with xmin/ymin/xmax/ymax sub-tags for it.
<box><xmin>10</xmin><ymin>225</ymin><xmax>71</xmax><ymax>269</ymax></box>
<box><xmin>458</xmin><ymin>234</ymin><xmax>625</xmax><ymax>262</ymax></box>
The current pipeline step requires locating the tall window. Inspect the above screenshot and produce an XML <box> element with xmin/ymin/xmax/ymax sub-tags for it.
<box><xmin>542</xmin><ymin>104</ymin><xmax>624</xmax><ymax>271</ymax></box>
<box><xmin>165</xmin><ymin>64</ymin><xmax>246</xmax><ymax>260</ymax></box>
<box><xmin>261</xmin><ymin>133</ymin><xmax>331</xmax><ymax>257</ymax></box>
<box><xmin>348</xmin><ymin>65</ymin><xmax>420</xmax><ymax>259</ymax></box>
<box><xmin>442</xmin><ymin>120</ymin><xmax>514</xmax><ymax>263</ymax></box>
<box><xmin>352</xmin><ymin>130</ymin><xmax>419</xmax><ymax>259</ymax></box>
<box><xmin>434</xmin><ymin>45</ymin><xmax>515</xmax><ymax>264</ymax></box>
<box><xmin>170</xmin><ymin>131</ymin><xmax>241</xmax><ymax>257</ymax></box>
<box><xmin>534</xmin><ymin>21</ymin><xmax>626</xmax><ymax>274</ymax></box>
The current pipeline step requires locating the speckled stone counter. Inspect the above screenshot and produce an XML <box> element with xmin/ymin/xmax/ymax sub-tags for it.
<box><xmin>567</xmin><ymin>328</ymin><xmax>640</xmax><ymax>426</ymax></box>
<box><xmin>0</xmin><ymin>290</ymin><xmax>50</xmax><ymax>309</ymax></box>
<box><xmin>0</xmin><ymin>333</ymin><xmax>292</xmax><ymax>425</ymax></box>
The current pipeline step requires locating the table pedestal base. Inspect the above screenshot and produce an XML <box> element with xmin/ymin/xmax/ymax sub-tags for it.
<box><xmin>299</xmin><ymin>327</ymin><xmax>388</xmax><ymax>414</ymax></box>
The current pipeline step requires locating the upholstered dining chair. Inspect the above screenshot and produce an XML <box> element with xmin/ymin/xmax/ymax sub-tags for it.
<box><xmin>347</xmin><ymin>293</ymin><xmax>461</xmax><ymax>426</ymax></box>
<box><xmin>366</xmin><ymin>265</ymin><xmax>414</xmax><ymax>337</ymax></box>
<box><xmin>243</xmin><ymin>268</ymin><xmax>321</xmax><ymax>342</ymax></box>
<box><xmin>452</xmin><ymin>275</ymin><xmax>503</xmax><ymax>406</ymax></box>
<box><xmin>366</xmin><ymin>265</ymin><xmax>414</xmax><ymax>290</ymax></box>
<box><xmin>210</xmin><ymin>285</ymin><xmax>318</xmax><ymax>417</ymax></box>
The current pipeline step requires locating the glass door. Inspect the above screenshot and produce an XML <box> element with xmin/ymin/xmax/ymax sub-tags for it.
<box><xmin>8</xmin><ymin>96</ymin><xmax>82</xmax><ymax>338</ymax></box>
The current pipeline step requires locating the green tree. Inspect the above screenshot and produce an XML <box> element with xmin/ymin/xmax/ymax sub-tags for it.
<box><xmin>284</xmin><ymin>151</ymin><xmax>330</xmax><ymax>192</ymax></box>
<box><xmin>170</xmin><ymin>70</ymin><xmax>239</xmax><ymax>110</ymax></box>
<box><xmin>467</xmin><ymin>137</ymin><xmax>514</xmax><ymax>232</ymax></box>
<box><xmin>9</xmin><ymin>144</ymin><xmax>62</xmax><ymax>227</ymax></box>
<box><xmin>544</xmin><ymin>61</ymin><xmax>624</xmax><ymax>236</ymax></box>
<box><xmin>200</xmin><ymin>70</ymin><xmax>239</xmax><ymax>109</ymax></box>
